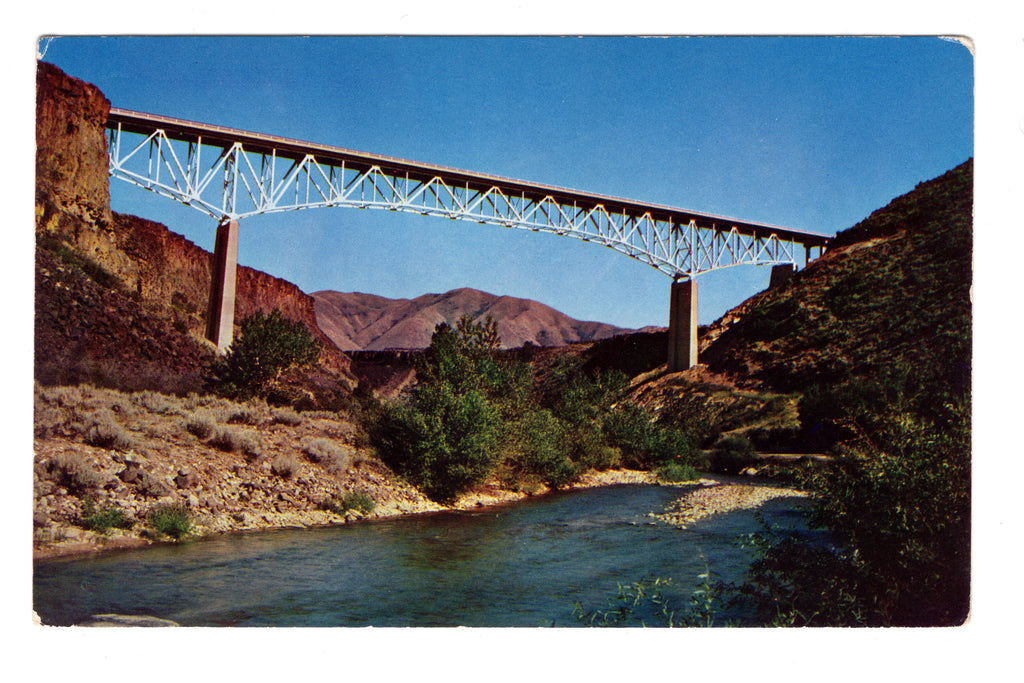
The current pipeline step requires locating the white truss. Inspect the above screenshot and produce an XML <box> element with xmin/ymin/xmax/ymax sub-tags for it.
<box><xmin>107</xmin><ymin>115</ymin><xmax>825</xmax><ymax>279</ymax></box>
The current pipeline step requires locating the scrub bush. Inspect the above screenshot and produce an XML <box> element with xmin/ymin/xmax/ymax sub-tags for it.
<box><xmin>84</xmin><ymin>409</ymin><xmax>137</xmax><ymax>451</ymax></box>
<box><xmin>301</xmin><ymin>437</ymin><xmax>351</xmax><ymax>470</ymax></box>
<box><xmin>271</xmin><ymin>453</ymin><xmax>300</xmax><ymax>478</ymax></box>
<box><xmin>271</xmin><ymin>407</ymin><xmax>304</xmax><ymax>426</ymax></box>
<box><xmin>149</xmin><ymin>504</ymin><xmax>192</xmax><ymax>540</ymax></box>
<box><xmin>80</xmin><ymin>499</ymin><xmax>134</xmax><ymax>534</ymax></box>
<box><xmin>210</xmin><ymin>427</ymin><xmax>262</xmax><ymax>459</ymax></box>
<box><xmin>45</xmin><ymin>452</ymin><xmax>108</xmax><ymax>494</ymax></box>
<box><xmin>185</xmin><ymin>411</ymin><xmax>217</xmax><ymax>439</ymax></box>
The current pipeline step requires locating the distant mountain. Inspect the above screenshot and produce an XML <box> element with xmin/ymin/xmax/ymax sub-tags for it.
<box><xmin>312</xmin><ymin>287</ymin><xmax>636</xmax><ymax>351</ymax></box>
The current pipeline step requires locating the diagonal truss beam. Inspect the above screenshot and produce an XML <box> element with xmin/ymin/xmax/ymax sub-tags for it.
<box><xmin>107</xmin><ymin>108</ymin><xmax>829</xmax><ymax>279</ymax></box>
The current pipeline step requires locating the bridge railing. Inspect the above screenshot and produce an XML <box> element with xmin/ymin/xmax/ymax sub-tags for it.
<box><xmin>107</xmin><ymin>108</ymin><xmax>828</xmax><ymax>278</ymax></box>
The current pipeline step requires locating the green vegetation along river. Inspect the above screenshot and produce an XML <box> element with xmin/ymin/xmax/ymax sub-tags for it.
<box><xmin>34</xmin><ymin>483</ymin><xmax>816</xmax><ymax>627</ymax></box>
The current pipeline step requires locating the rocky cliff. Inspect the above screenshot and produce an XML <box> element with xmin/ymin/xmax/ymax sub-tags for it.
<box><xmin>35</xmin><ymin>62</ymin><xmax>355</xmax><ymax>397</ymax></box>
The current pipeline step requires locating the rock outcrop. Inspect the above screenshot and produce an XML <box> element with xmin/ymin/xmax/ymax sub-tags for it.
<box><xmin>35</xmin><ymin>61</ymin><xmax>112</xmax><ymax>234</ymax></box>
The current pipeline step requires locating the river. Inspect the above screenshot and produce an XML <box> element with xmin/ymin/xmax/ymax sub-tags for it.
<box><xmin>33</xmin><ymin>483</ymin><xmax>813</xmax><ymax>627</ymax></box>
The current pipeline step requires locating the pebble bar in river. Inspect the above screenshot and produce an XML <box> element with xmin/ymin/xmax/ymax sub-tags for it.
<box><xmin>655</xmin><ymin>480</ymin><xmax>809</xmax><ymax>528</ymax></box>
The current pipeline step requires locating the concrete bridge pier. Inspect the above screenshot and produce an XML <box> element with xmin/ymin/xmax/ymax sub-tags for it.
<box><xmin>667</xmin><ymin>277</ymin><xmax>698</xmax><ymax>372</ymax></box>
<box><xmin>205</xmin><ymin>218</ymin><xmax>239</xmax><ymax>353</ymax></box>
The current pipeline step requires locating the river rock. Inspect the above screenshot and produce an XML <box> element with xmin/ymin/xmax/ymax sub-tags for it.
<box><xmin>174</xmin><ymin>467</ymin><xmax>198</xmax><ymax>489</ymax></box>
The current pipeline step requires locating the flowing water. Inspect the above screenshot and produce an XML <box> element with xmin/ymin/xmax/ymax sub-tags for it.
<box><xmin>33</xmin><ymin>484</ymin><xmax>813</xmax><ymax>627</ymax></box>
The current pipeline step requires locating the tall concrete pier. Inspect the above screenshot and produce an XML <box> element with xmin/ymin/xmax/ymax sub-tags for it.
<box><xmin>205</xmin><ymin>218</ymin><xmax>239</xmax><ymax>352</ymax></box>
<box><xmin>667</xmin><ymin>277</ymin><xmax>698</xmax><ymax>372</ymax></box>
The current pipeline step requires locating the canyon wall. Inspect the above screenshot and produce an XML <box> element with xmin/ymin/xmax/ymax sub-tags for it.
<box><xmin>35</xmin><ymin>61</ymin><xmax>354</xmax><ymax>390</ymax></box>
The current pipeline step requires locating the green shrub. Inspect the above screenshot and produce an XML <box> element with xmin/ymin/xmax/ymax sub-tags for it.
<box><xmin>709</xmin><ymin>434</ymin><xmax>756</xmax><ymax>474</ymax></box>
<box><xmin>206</xmin><ymin>310</ymin><xmax>320</xmax><ymax>399</ymax></box>
<box><xmin>148</xmin><ymin>504</ymin><xmax>192</xmax><ymax>539</ymax></box>
<box><xmin>506</xmin><ymin>410</ymin><xmax>579</xmax><ymax>489</ymax></box>
<box><xmin>573</xmin><ymin>578</ymin><xmax>681</xmax><ymax>627</ymax></box>
<box><xmin>604</xmin><ymin>404</ymin><xmax>697</xmax><ymax>469</ymax></box>
<box><xmin>341</xmin><ymin>492</ymin><xmax>375</xmax><ymax>515</ymax></box>
<box><xmin>740</xmin><ymin>398</ymin><xmax>970</xmax><ymax>626</ymax></box>
<box><xmin>656</xmin><ymin>461</ymin><xmax>700</xmax><ymax>483</ymax></box>
<box><xmin>319</xmin><ymin>491</ymin><xmax>375</xmax><ymax>516</ymax></box>
<box><xmin>80</xmin><ymin>499</ymin><xmax>134</xmax><ymax>534</ymax></box>
<box><xmin>372</xmin><ymin>384</ymin><xmax>499</xmax><ymax>504</ymax></box>
<box><xmin>552</xmin><ymin>370</ymin><xmax>628</xmax><ymax>426</ymax></box>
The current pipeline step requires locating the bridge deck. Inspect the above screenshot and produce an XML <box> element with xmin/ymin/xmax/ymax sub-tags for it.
<box><xmin>106</xmin><ymin>107</ymin><xmax>830</xmax><ymax>248</ymax></box>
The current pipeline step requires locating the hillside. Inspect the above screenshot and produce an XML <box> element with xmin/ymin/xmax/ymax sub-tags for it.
<box><xmin>699</xmin><ymin>159</ymin><xmax>971</xmax><ymax>396</ymax></box>
<box><xmin>622</xmin><ymin>159</ymin><xmax>972</xmax><ymax>458</ymax></box>
<box><xmin>313</xmin><ymin>287</ymin><xmax>635</xmax><ymax>350</ymax></box>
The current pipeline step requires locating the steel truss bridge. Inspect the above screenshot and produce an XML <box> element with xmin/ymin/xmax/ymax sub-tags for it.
<box><xmin>106</xmin><ymin>109</ymin><xmax>828</xmax><ymax>279</ymax></box>
<box><xmin>105</xmin><ymin>108</ymin><xmax>830</xmax><ymax>367</ymax></box>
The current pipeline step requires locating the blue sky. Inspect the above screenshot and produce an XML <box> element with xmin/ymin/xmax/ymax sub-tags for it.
<box><xmin>40</xmin><ymin>36</ymin><xmax>973</xmax><ymax>328</ymax></box>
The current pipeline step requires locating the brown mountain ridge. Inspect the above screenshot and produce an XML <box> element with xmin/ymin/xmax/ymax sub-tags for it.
<box><xmin>313</xmin><ymin>287</ymin><xmax>639</xmax><ymax>351</ymax></box>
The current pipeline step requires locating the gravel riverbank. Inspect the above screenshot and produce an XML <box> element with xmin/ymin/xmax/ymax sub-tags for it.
<box><xmin>654</xmin><ymin>476</ymin><xmax>810</xmax><ymax>528</ymax></box>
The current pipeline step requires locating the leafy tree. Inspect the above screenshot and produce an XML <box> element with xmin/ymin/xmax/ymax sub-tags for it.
<box><xmin>456</xmin><ymin>313</ymin><xmax>501</xmax><ymax>354</ymax></box>
<box><xmin>372</xmin><ymin>382</ymin><xmax>500</xmax><ymax>504</ymax></box>
<box><xmin>370</xmin><ymin>317</ymin><xmax>508</xmax><ymax>503</ymax></box>
<box><xmin>498</xmin><ymin>409</ymin><xmax>578</xmax><ymax>490</ymax></box>
<box><xmin>206</xmin><ymin>310</ymin><xmax>320</xmax><ymax>399</ymax></box>
<box><xmin>603</xmin><ymin>403</ymin><xmax>698</xmax><ymax>470</ymax></box>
